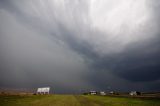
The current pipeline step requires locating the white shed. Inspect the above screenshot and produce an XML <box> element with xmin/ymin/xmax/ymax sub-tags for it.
<box><xmin>37</xmin><ymin>87</ymin><xmax>50</xmax><ymax>94</ymax></box>
<box><xmin>100</xmin><ymin>91</ymin><xmax>106</xmax><ymax>95</ymax></box>
<box><xmin>89</xmin><ymin>91</ymin><xmax>97</xmax><ymax>95</ymax></box>
<box><xmin>129</xmin><ymin>91</ymin><xmax>141</xmax><ymax>96</ymax></box>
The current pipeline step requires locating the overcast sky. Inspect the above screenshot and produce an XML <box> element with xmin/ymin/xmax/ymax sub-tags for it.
<box><xmin>0</xmin><ymin>0</ymin><xmax>160</xmax><ymax>93</ymax></box>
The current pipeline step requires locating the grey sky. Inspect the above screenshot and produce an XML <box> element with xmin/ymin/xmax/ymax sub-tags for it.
<box><xmin>0</xmin><ymin>0</ymin><xmax>160</xmax><ymax>93</ymax></box>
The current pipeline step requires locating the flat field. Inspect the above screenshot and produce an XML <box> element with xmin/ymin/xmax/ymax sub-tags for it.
<box><xmin>0</xmin><ymin>95</ymin><xmax>160</xmax><ymax>106</ymax></box>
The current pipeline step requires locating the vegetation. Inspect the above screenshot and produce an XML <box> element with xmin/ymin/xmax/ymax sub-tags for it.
<box><xmin>0</xmin><ymin>95</ymin><xmax>160</xmax><ymax>106</ymax></box>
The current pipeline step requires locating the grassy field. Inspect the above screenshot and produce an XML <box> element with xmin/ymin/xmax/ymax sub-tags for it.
<box><xmin>0</xmin><ymin>95</ymin><xmax>160</xmax><ymax>106</ymax></box>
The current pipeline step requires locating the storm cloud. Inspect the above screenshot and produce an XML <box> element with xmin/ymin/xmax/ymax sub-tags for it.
<box><xmin>0</xmin><ymin>0</ymin><xmax>160</xmax><ymax>93</ymax></box>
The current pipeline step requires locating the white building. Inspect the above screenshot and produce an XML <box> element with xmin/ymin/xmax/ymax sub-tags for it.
<box><xmin>100</xmin><ymin>91</ymin><xmax>106</xmax><ymax>95</ymax></box>
<box><xmin>90</xmin><ymin>91</ymin><xmax>97</xmax><ymax>95</ymax></box>
<box><xmin>109</xmin><ymin>91</ymin><xmax>114</xmax><ymax>94</ymax></box>
<box><xmin>129</xmin><ymin>91</ymin><xmax>141</xmax><ymax>96</ymax></box>
<box><xmin>37</xmin><ymin>87</ymin><xmax>50</xmax><ymax>94</ymax></box>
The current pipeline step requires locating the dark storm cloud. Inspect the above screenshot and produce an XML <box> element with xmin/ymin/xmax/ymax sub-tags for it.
<box><xmin>0</xmin><ymin>0</ymin><xmax>160</xmax><ymax>92</ymax></box>
<box><xmin>0</xmin><ymin>0</ymin><xmax>93</xmax><ymax>93</ymax></box>
<box><xmin>91</xmin><ymin>37</ymin><xmax>160</xmax><ymax>82</ymax></box>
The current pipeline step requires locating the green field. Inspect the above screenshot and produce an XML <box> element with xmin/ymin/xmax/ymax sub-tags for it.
<box><xmin>0</xmin><ymin>95</ymin><xmax>160</xmax><ymax>106</ymax></box>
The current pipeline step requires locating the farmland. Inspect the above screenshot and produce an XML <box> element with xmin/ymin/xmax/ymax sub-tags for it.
<box><xmin>0</xmin><ymin>95</ymin><xmax>160</xmax><ymax>106</ymax></box>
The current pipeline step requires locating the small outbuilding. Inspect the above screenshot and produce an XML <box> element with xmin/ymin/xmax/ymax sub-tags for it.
<box><xmin>100</xmin><ymin>91</ymin><xmax>106</xmax><ymax>95</ymax></box>
<box><xmin>109</xmin><ymin>91</ymin><xmax>119</xmax><ymax>95</ymax></box>
<box><xmin>129</xmin><ymin>91</ymin><xmax>141</xmax><ymax>96</ymax></box>
<box><xmin>37</xmin><ymin>87</ymin><xmax>50</xmax><ymax>95</ymax></box>
<box><xmin>109</xmin><ymin>91</ymin><xmax>115</xmax><ymax>94</ymax></box>
<box><xmin>89</xmin><ymin>91</ymin><xmax>97</xmax><ymax>95</ymax></box>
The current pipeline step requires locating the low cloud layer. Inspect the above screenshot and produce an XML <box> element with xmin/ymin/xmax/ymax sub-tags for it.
<box><xmin>0</xmin><ymin>0</ymin><xmax>160</xmax><ymax>93</ymax></box>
